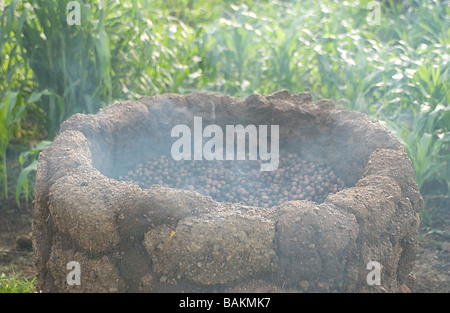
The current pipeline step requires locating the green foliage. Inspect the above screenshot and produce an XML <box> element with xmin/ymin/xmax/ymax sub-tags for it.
<box><xmin>0</xmin><ymin>0</ymin><xmax>30</xmax><ymax>89</ymax></box>
<box><xmin>419</xmin><ymin>226</ymin><xmax>450</xmax><ymax>241</ymax></box>
<box><xmin>387</xmin><ymin>105</ymin><xmax>450</xmax><ymax>190</ymax></box>
<box><xmin>0</xmin><ymin>272</ymin><xmax>36</xmax><ymax>293</ymax></box>
<box><xmin>19</xmin><ymin>0</ymin><xmax>113</xmax><ymax>138</ymax></box>
<box><xmin>15</xmin><ymin>140</ymin><xmax>51</xmax><ymax>206</ymax></box>
<box><xmin>0</xmin><ymin>91</ymin><xmax>26</xmax><ymax>198</ymax></box>
<box><xmin>0</xmin><ymin>0</ymin><xmax>29</xmax><ymax>199</ymax></box>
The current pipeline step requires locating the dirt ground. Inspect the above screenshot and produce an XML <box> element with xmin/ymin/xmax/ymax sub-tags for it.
<box><xmin>0</xmin><ymin>198</ymin><xmax>35</xmax><ymax>279</ymax></box>
<box><xmin>0</xmin><ymin>192</ymin><xmax>448</xmax><ymax>293</ymax></box>
<box><xmin>412</xmin><ymin>194</ymin><xmax>450</xmax><ymax>292</ymax></box>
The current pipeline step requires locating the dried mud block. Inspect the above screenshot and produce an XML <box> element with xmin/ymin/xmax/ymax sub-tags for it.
<box><xmin>144</xmin><ymin>205</ymin><xmax>277</xmax><ymax>285</ymax></box>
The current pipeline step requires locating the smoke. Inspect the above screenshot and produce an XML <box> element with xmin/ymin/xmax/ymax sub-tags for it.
<box><xmin>108</xmin><ymin>94</ymin><xmax>351</xmax><ymax>207</ymax></box>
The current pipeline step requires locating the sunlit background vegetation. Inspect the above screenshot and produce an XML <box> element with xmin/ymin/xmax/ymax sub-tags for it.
<box><xmin>0</xmin><ymin>0</ymin><xmax>449</xmax><ymax>292</ymax></box>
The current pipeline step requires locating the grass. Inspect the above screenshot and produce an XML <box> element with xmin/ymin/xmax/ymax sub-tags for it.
<box><xmin>0</xmin><ymin>272</ymin><xmax>36</xmax><ymax>293</ymax></box>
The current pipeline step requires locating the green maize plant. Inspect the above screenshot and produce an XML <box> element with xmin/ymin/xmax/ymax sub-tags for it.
<box><xmin>0</xmin><ymin>0</ymin><xmax>29</xmax><ymax>199</ymax></box>
<box><xmin>19</xmin><ymin>0</ymin><xmax>112</xmax><ymax>138</ymax></box>
<box><xmin>0</xmin><ymin>91</ymin><xmax>26</xmax><ymax>199</ymax></box>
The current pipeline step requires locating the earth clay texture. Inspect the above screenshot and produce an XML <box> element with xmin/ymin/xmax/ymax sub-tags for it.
<box><xmin>33</xmin><ymin>90</ymin><xmax>423</xmax><ymax>292</ymax></box>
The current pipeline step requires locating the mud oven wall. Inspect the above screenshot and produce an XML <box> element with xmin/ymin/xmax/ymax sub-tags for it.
<box><xmin>32</xmin><ymin>91</ymin><xmax>423</xmax><ymax>292</ymax></box>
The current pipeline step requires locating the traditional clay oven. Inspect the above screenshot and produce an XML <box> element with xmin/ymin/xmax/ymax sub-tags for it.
<box><xmin>33</xmin><ymin>90</ymin><xmax>423</xmax><ymax>292</ymax></box>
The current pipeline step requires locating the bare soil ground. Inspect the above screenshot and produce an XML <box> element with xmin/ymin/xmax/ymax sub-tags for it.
<box><xmin>0</xmin><ymin>198</ymin><xmax>35</xmax><ymax>280</ymax></box>
<box><xmin>1</xmin><ymin>193</ymin><xmax>448</xmax><ymax>293</ymax></box>
<box><xmin>412</xmin><ymin>194</ymin><xmax>450</xmax><ymax>292</ymax></box>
